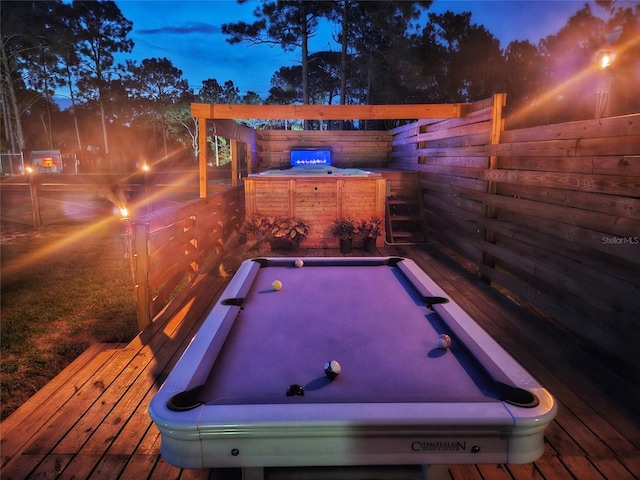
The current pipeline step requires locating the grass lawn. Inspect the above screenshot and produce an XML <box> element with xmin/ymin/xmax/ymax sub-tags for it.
<box><xmin>0</xmin><ymin>219</ymin><xmax>139</xmax><ymax>420</ymax></box>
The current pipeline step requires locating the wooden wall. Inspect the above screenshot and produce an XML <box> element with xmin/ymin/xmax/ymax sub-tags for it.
<box><xmin>244</xmin><ymin>176</ymin><xmax>387</xmax><ymax>248</ymax></box>
<box><xmin>389</xmin><ymin>96</ymin><xmax>640</xmax><ymax>371</ymax></box>
<box><xmin>255</xmin><ymin>130</ymin><xmax>392</xmax><ymax>170</ymax></box>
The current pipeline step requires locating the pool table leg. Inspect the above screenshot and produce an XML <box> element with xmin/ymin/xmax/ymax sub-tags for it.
<box><xmin>231</xmin><ymin>464</ymin><xmax>447</xmax><ymax>480</ymax></box>
<box><xmin>242</xmin><ymin>467</ymin><xmax>265</xmax><ymax>480</ymax></box>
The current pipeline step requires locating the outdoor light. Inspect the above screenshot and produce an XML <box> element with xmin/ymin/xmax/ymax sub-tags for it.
<box><xmin>25</xmin><ymin>166</ymin><xmax>33</xmax><ymax>174</ymax></box>
<box><xmin>120</xmin><ymin>207</ymin><xmax>129</xmax><ymax>219</ymax></box>
<box><xmin>595</xmin><ymin>49</ymin><xmax>615</xmax><ymax>119</ymax></box>
<box><xmin>596</xmin><ymin>50</ymin><xmax>615</xmax><ymax>70</ymax></box>
<box><xmin>141</xmin><ymin>162</ymin><xmax>152</xmax><ymax>213</ymax></box>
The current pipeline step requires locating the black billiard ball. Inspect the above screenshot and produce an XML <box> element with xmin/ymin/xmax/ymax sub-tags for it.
<box><xmin>286</xmin><ymin>384</ymin><xmax>304</xmax><ymax>396</ymax></box>
<box><xmin>324</xmin><ymin>360</ymin><xmax>342</xmax><ymax>380</ymax></box>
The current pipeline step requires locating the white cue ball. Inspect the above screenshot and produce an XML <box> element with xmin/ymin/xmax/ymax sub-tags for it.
<box><xmin>295</xmin><ymin>259</ymin><xmax>304</xmax><ymax>268</ymax></box>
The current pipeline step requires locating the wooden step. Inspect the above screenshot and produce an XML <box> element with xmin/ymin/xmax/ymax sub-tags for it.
<box><xmin>391</xmin><ymin>231</ymin><xmax>418</xmax><ymax>238</ymax></box>
<box><xmin>388</xmin><ymin>198</ymin><xmax>417</xmax><ymax>206</ymax></box>
<box><xmin>383</xmin><ymin>171</ymin><xmax>427</xmax><ymax>244</ymax></box>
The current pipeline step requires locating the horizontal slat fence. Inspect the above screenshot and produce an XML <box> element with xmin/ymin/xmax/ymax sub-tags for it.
<box><xmin>388</xmin><ymin>96</ymin><xmax>496</xmax><ymax>262</ymax></box>
<box><xmin>483</xmin><ymin>115</ymin><xmax>640</xmax><ymax>370</ymax></box>
<box><xmin>389</xmin><ymin>95</ymin><xmax>640</xmax><ymax>371</ymax></box>
<box><xmin>130</xmin><ymin>187</ymin><xmax>243</xmax><ymax>329</ymax></box>
<box><xmin>256</xmin><ymin>130</ymin><xmax>392</xmax><ymax>170</ymax></box>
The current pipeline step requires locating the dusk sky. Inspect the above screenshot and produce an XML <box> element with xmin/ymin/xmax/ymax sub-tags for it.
<box><xmin>83</xmin><ymin>1</ymin><xmax>624</xmax><ymax>100</ymax></box>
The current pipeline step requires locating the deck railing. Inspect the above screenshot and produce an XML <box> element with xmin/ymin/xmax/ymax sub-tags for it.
<box><xmin>129</xmin><ymin>186</ymin><xmax>244</xmax><ymax>329</ymax></box>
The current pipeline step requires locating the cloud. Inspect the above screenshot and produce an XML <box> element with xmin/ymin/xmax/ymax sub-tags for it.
<box><xmin>138</xmin><ymin>22</ymin><xmax>220</xmax><ymax>35</ymax></box>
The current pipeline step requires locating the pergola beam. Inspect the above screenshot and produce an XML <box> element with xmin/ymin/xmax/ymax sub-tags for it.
<box><xmin>192</xmin><ymin>102</ymin><xmax>472</xmax><ymax>120</ymax></box>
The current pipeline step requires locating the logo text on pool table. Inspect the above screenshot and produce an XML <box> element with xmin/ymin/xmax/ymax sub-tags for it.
<box><xmin>411</xmin><ymin>441</ymin><xmax>467</xmax><ymax>452</ymax></box>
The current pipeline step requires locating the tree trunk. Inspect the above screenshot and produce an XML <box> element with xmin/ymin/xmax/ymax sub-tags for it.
<box><xmin>339</xmin><ymin>0</ymin><xmax>349</xmax><ymax>130</ymax></box>
<box><xmin>1</xmin><ymin>41</ymin><xmax>26</xmax><ymax>153</ymax></box>
<box><xmin>98</xmin><ymin>100</ymin><xmax>110</xmax><ymax>168</ymax></box>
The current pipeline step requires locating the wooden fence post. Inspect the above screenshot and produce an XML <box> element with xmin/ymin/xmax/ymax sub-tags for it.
<box><xmin>132</xmin><ymin>222</ymin><xmax>151</xmax><ymax>330</ymax></box>
<box><xmin>28</xmin><ymin>174</ymin><xmax>42</xmax><ymax>228</ymax></box>
<box><xmin>198</xmin><ymin>117</ymin><xmax>208</xmax><ymax>198</ymax></box>
<box><xmin>231</xmin><ymin>138</ymin><xmax>239</xmax><ymax>187</ymax></box>
<box><xmin>480</xmin><ymin>93</ymin><xmax>507</xmax><ymax>282</ymax></box>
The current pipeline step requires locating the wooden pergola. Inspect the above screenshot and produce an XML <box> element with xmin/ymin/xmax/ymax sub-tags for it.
<box><xmin>191</xmin><ymin>102</ymin><xmax>473</xmax><ymax>197</ymax></box>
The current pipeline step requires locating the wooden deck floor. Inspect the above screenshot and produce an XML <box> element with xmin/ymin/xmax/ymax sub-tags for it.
<box><xmin>2</xmin><ymin>244</ymin><xmax>639</xmax><ymax>480</ymax></box>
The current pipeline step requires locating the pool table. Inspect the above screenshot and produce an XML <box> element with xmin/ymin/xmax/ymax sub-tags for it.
<box><xmin>149</xmin><ymin>257</ymin><xmax>556</xmax><ymax>479</ymax></box>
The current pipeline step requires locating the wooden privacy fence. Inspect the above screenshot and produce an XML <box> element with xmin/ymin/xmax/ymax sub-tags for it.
<box><xmin>129</xmin><ymin>187</ymin><xmax>243</xmax><ymax>329</ymax></box>
<box><xmin>389</xmin><ymin>94</ymin><xmax>640</xmax><ymax>370</ymax></box>
<box><xmin>255</xmin><ymin>130</ymin><xmax>392</xmax><ymax>170</ymax></box>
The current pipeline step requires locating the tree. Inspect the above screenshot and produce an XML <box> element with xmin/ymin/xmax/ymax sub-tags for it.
<box><xmin>599</xmin><ymin>1</ymin><xmax>640</xmax><ymax>115</ymax></box>
<box><xmin>415</xmin><ymin>11</ymin><xmax>505</xmax><ymax>103</ymax></box>
<box><xmin>1</xmin><ymin>1</ymin><xmax>63</xmax><ymax>155</ymax></box>
<box><xmin>53</xmin><ymin>1</ymin><xmax>85</xmax><ymax>157</ymax></box>
<box><xmin>268</xmin><ymin>65</ymin><xmax>303</xmax><ymax>105</ymax></box>
<box><xmin>504</xmin><ymin>41</ymin><xmax>545</xmax><ymax>106</ymax></box>
<box><xmin>222</xmin><ymin>1</ymin><xmax>333</xmax><ymax>109</ymax></box>
<box><xmin>125</xmin><ymin>57</ymin><xmax>191</xmax><ymax>161</ymax></box>
<box><xmin>73</xmin><ymin>0</ymin><xmax>133</xmax><ymax>167</ymax></box>
<box><xmin>165</xmin><ymin>102</ymin><xmax>199</xmax><ymax>162</ymax></box>
<box><xmin>198</xmin><ymin>79</ymin><xmax>242</xmax><ymax>104</ymax></box>
<box><xmin>538</xmin><ymin>4</ymin><xmax>608</xmax><ymax>121</ymax></box>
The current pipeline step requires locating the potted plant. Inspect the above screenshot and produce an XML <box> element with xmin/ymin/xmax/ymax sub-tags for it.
<box><xmin>271</xmin><ymin>218</ymin><xmax>310</xmax><ymax>251</ymax></box>
<box><xmin>240</xmin><ymin>215</ymin><xmax>274</xmax><ymax>251</ymax></box>
<box><xmin>330</xmin><ymin>217</ymin><xmax>358</xmax><ymax>254</ymax></box>
<box><xmin>359</xmin><ymin>216</ymin><xmax>384</xmax><ymax>252</ymax></box>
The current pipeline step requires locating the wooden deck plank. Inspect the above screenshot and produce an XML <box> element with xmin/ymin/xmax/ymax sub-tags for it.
<box><xmin>117</xmin><ymin>455</ymin><xmax>162</xmax><ymax>478</ymax></box>
<box><xmin>590</xmin><ymin>456</ymin><xmax>640</xmax><ymax>480</ymax></box>
<box><xmin>476</xmin><ymin>464</ymin><xmax>514</xmax><ymax>480</ymax></box>
<box><xmin>448</xmin><ymin>464</ymin><xmax>482</xmax><ymax>480</ymax></box>
<box><xmin>28</xmin><ymin>454</ymin><xmax>73</xmax><ymax>478</ymax></box>
<box><xmin>560</xmin><ymin>455</ymin><xmax>607</xmax><ymax>480</ymax></box>
<box><xmin>2</xmin><ymin>245</ymin><xmax>639</xmax><ymax>480</ymax></box>
<box><xmin>0</xmin><ymin>343</ymin><xmax>119</xmax><ymax>436</ymax></box>
<box><xmin>56</xmin><ymin>453</ymin><xmax>104</xmax><ymax>480</ymax></box>
<box><xmin>1</xmin><ymin>343</ymin><xmax>124</xmax><ymax>436</ymax></box>
<box><xmin>87</xmin><ymin>454</ymin><xmax>130</xmax><ymax>479</ymax></box>
<box><xmin>532</xmin><ymin>454</ymin><xmax>575</xmax><ymax>479</ymax></box>
<box><xmin>0</xmin><ymin>343</ymin><xmax>124</xmax><ymax>463</ymax></box>
<box><xmin>106</xmin><ymin>388</ymin><xmax>160</xmax><ymax>456</ymax></box>
<box><xmin>147</xmin><ymin>457</ymin><xmax>183</xmax><ymax>480</ymax></box>
<box><xmin>53</xmin><ymin>273</ymin><xmax>230</xmax><ymax>476</ymax></box>
<box><xmin>543</xmin><ymin>418</ymin><xmax>585</xmax><ymax>456</ymax></box>
<box><xmin>621</xmin><ymin>456</ymin><xmax>640</xmax><ymax>479</ymax></box>
<box><xmin>1</xmin><ymin>453</ymin><xmax>47</xmax><ymax>480</ymax></box>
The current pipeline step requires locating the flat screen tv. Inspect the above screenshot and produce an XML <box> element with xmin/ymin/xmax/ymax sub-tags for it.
<box><xmin>290</xmin><ymin>149</ymin><xmax>331</xmax><ymax>167</ymax></box>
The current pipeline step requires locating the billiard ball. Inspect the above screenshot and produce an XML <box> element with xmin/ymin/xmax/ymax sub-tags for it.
<box><xmin>294</xmin><ymin>259</ymin><xmax>304</xmax><ymax>268</ymax></box>
<box><xmin>436</xmin><ymin>334</ymin><xmax>452</xmax><ymax>349</ymax></box>
<box><xmin>272</xmin><ymin>280</ymin><xmax>282</xmax><ymax>291</ymax></box>
<box><xmin>286</xmin><ymin>384</ymin><xmax>304</xmax><ymax>396</ymax></box>
<box><xmin>324</xmin><ymin>360</ymin><xmax>342</xmax><ymax>379</ymax></box>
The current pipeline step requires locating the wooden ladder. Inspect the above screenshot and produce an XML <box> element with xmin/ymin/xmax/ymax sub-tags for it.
<box><xmin>385</xmin><ymin>172</ymin><xmax>426</xmax><ymax>245</ymax></box>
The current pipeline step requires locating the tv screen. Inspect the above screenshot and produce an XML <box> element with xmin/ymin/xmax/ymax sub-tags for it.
<box><xmin>290</xmin><ymin>149</ymin><xmax>331</xmax><ymax>167</ymax></box>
